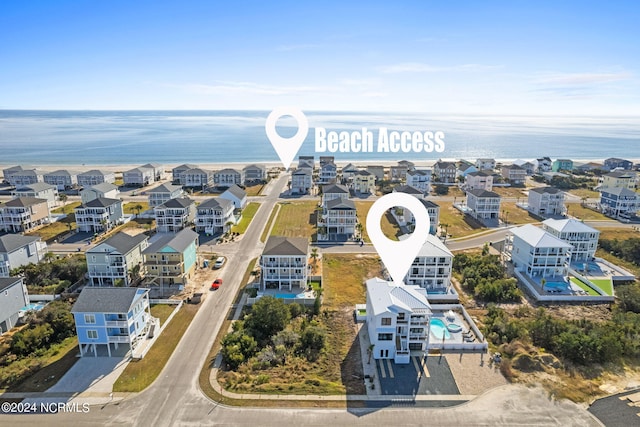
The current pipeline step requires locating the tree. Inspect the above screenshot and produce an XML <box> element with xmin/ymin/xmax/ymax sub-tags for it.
<box><xmin>43</xmin><ymin>252</ymin><xmax>56</xmax><ymax>263</ymax></box>
<box><xmin>244</xmin><ymin>296</ymin><xmax>291</xmax><ymax>344</ymax></box>
<box><xmin>299</xmin><ymin>325</ymin><xmax>326</xmax><ymax>361</ymax></box>
<box><xmin>434</xmin><ymin>184</ymin><xmax>449</xmax><ymax>195</ymax></box>
<box><xmin>134</xmin><ymin>204</ymin><xmax>143</xmax><ymax>217</ymax></box>
<box><xmin>310</xmin><ymin>248</ymin><xmax>319</xmax><ymax>266</ymax></box>
<box><xmin>58</xmin><ymin>194</ymin><xmax>68</xmax><ymax>208</ymax></box>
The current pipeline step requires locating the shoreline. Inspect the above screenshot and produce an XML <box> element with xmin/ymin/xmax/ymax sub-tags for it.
<box><xmin>1</xmin><ymin>158</ymin><xmax>637</xmax><ymax>175</ymax></box>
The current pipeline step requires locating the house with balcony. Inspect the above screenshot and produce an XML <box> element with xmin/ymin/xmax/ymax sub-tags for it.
<box><xmin>195</xmin><ymin>197</ymin><xmax>235</xmax><ymax>234</ymax></box>
<box><xmin>527</xmin><ymin>187</ymin><xmax>565</xmax><ymax>216</ymax></box>
<box><xmin>501</xmin><ymin>164</ymin><xmax>527</xmax><ymax>185</ymax></box>
<box><xmin>123</xmin><ymin>166</ymin><xmax>155</xmax><ymax>187</ymax></box>
<box><xmin>291</xmin><ymin>168</ymin><xmax>313</xmax><ymax>195</ymax></box>
<box><xmin>542</xmin><ymin>218</ymin><xmax>599</xmax><ymax>262</ymax></box>
<box><xmin>0</xmin><ymin>197</ymin><xmax>50</xmax><ymax>233</ymax></box>
<box><xmin>220</xmin><ymin>184</ymin><xmax>247</xmax><ymax>210</ymax></box>
<box><xmin>243</xmin><ymin>164</ymin><xmax>266</xmax><ymax>184</ymax></box>
<box><xmin>365</xmin><ymin>277</ymin><xmax>431</xmax><ymax>364</ymax></box>
<box><xmin>214</xmin><ymin>168</ymin><xmax>242</xmax><ymax>188</ymax></box>
<box><xmin>475</xmin><ymin>158</ymin><xmax>496</xmax><ymax>171</ymax></box>
<box><xmin>140</xmin><ymin>163</ymin><xmax>165</xmax><ymax>181</ymax></box>
<box><xmin>506</xmin><ymin>224</ymin><xmax>572</xmax><ymax>279</ymax></box>
<box><xmin>513</xmin><ymin>159</ymin><xmax>536</xmax><ymax>175</ymax></box>
<box><xmin>148</xmin><ymin>183</ymin><xmax>184</xmax><ymax>208</ymax></box>
<box><xmin>604</xmin><ymin>158</ymin><xmax>633</xmax><ymax>171</ymax></box>
<box><xmin>260</xmin><ymin>236</ymin><xmax>309</xmax><ymax>291</ymax></box>
<box><xmin>574</xmin><ymin>162</ymin><xmax>605</xmax><ymax>172</ymax></box>
<box><xmin>464</xmin><ymin>171</ymin><xmax>494</xmax><ymax>192</ymax></box>
<box><xmin>172</xmin><ymin>164</ymin><xmax>199</xmax><ymax>185</ymax></box>
<box><xmin>366</xmin><ymin>165</ymin><xmax>385</xmax><ymax>182</ymax></box>
<box><xmin>552</xmin><ymin>159</ymin><xmax>573</xmax><ymax>172</ymax></box>
<box><xmin>322</xmin><ymin>183</ymin><xmax>350</xmax><ymax>205</ymax></box>
<box><xmin>74</xmin><ymin>198</ymin><xmax>124</xmax><ymax>233</ymax></box>
<box><xmin>80</xmin><ymin>183</ymin><xmax>119</xmax><ymax>204</ymax></box>
<box><xmin>43</xmin><ymin>169</ymin><xmax>80</xmax><ymax>191</ymax></box>
<box><xmin>349</xmin><ymin>170</ymin><xmax>376</xmax><ymax>194</ymax></box>
<box><xmin>317</xmin><ymin>198</ymin><xmax>357</xmax><ymax>241</ymax></box>
<box><xmin>536</xmin><ymin>157</ymin><xmax>553</xmax><ymax>173</ymax></box>
<box><xmin>71</xmin><ymin>287</ymin><xmax>153</xmax><ymax>357</ymax></box>
<box><xmin>317</xmin><ymin>162</ymin><xmax>337</xmax><ymax>184</ymax></box>
<box><xmin>599</xmin><ymin>187</ymin><xmax>640</xmax><ymax>219</ymax></box>
<box><xmin>77</xmin><ymin>170</ymin><xmax>116</xmax><ymax>187</ymax></box>
<box><xmin>466</xmin><ymin>189</ymin><xmax>501</xmax><ymax>224</ymax></box>
<box><xmin>341</xmin><ymin>163</ymin><xmax>360</xmax><ymax>181</ymax></box>
<box><xmin>86</xmin><ymin>232</ymin><xmax>148</xmax><ymax>287</ymax></box>
<box><xmin>457</xmin><ymin>161</ymin><xmax>477</xmax><ymax>178</ymax></box>
<box><xmin>598</xmin><ymin>171</ymin><xmax>636</xmax><ymax>190</ymax></box>
<box><xmin>0</xmin><ymin>234</ymin><xmax>47</xmax><ymax>277</ymax></box>
<box><xmin>2</xmin><ymin>166</ymin><xmax>26</xmax><ymax>184</ymax></box>
<box><xmin>12</xmin><ymin>182</ymin><xmax>58</xmax><ymax>208</ymax></box>
<box><xmin>406</xmin><ymin>169</ymin><xmax>431</xmax><ymax>193</ymax></box>
<box><xmin>319</xmin><ymin>156</ymin><xmax>335</xmax><ymax>167</ymax></box>
<box><xmin>154</xmin><ymin>198</ymin><xmax>196</xmax><ymax>233</ymax></box>
<box><xmin>6</xmin><ymin>169</ymin><xmax>43</xmax><ymax>187</ymax></box>
<box><xmin>0</xmin><ymin>277</ymin><xmax>29</xmax><ymax>334</ymax></box>
<box><xmin>183</xmin><ymin>168</ymin><xmax>213</xmax><ymax>189</ymax></box>
<box><xmin>143</xmin><ymin>228</ymin><xmax>198</xmax><ymax>288</ymax></box>
<box><xmin>392</xmin><ymin>185</ymin><xmax>440</xmax><ymax>235</ymax></box>
<box><xmin>433</xmin><ymin>160</ymin><xmax>456</xmax><ymax>183</ymax></box>
<box><xmin>403</xmin><ymin>233</ymin><xmax>453</xmax><ymax>294</ymax></box>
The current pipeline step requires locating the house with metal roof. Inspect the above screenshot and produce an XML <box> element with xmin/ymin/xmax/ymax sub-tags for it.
<box><xmin>260</xmin><ymin>236</ymin><xmax>309</xmax><ymax>290</ymax></box>
<box><xmin>71</xmin><ymin>287</ymin><xmax>153</xmax><ymax>357</ymax></box>
<box><xmin>86</xmin><ymin>232</ymin><xmax>149</xmax><ymax>287</ymax></box>
<box><xmin>403</xmin><ymin>234</ymin><xmax>454</xmax><ymax>295</ymax></box>
<box><xmin>506</xmin><ymin>224</ymin><xmax>572</xmax><ymax>279</ymax></box>
<box><xmin>542</xmin><ymin>218</ymin><xmax>599</xmax><ymax>262</ymax></box>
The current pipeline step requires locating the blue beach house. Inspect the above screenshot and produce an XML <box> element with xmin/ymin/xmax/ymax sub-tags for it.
<box><xmin>72</xmin><ymin>287</ymin><xmax>152</xmax><ymax>357</ymax></box>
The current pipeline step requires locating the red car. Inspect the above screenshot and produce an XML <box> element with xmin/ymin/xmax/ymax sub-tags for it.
<box><xmin>211</xmin><ymin>278</ymin><xmax>223</xmax><ymax>290</ymax></box>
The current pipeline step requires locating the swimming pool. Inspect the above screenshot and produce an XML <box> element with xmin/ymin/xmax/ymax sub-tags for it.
<box><xmin>430</xmin><ymin>318</ymin><xmax>451</xmax><ymax>339</ymax></box>
<box><xmin>275</xmin><ymin>293</ymin><xmax>307</xmax><ymax>299</ymax></box>
<box><xmin>544</xmin><ymin>282</ymin><xmax>567</xmax><ymax>291</ymax></box>
<box><xmin>20</xmin><ymin>303</ymin><xmax>45</xmax><ymax>312</ymax></box>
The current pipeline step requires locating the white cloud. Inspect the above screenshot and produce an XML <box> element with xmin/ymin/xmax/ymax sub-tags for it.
<box><xmin>378</xmin><ymin>62</ymin><xmax>501</xmax><ymax>74</ymax></box>
<box><xmin>536</xmin><ymin>72</ymin><xmax>632</xmax><ymax>85</ymax></box>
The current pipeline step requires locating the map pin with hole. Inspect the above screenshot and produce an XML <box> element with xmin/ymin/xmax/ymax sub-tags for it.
<box><xmin>265</xmin><ymin>107</ymin><xmax>308</xmax><ymax>170</ymax></box>
<box><xmin>366</xmin><ymin>192</ymin><xmax>430</xmax><ymax>285</ymax></box>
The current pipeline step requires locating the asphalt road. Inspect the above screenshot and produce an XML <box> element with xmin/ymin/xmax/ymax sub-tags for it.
<box><xmin>0</xmin><ymin>173</ymin><xmax>603</xmax><ymax>426</ymax></box>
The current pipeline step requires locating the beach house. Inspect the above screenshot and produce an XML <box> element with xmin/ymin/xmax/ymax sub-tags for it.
<box><xmin>457</xmin><ymin>161</ymin><xmax>477</xmax><ymax>178</ymax></box>
<box><xmin>599</xmin><ymin>187</ymin><xmax>640</xmax><ymax>219</ymax></box>
<box><xmin>43</xmin><ymin>169</ymin><xmax>80</xmax><ymax>190</ymax></box>
<box><xmin>0</xmin><ymin>197</ymin><xmax>50</xmax><ymax>233</ymax></box>
<box><xmin>220</xmin><ymin>184</ymin><xmax>247</xmax><ymax>210</ymax></box>
<box><xmin>6</xmin><ymin>169</ymin><xmax>43</xmax><ymax>187</ymax></box>
<box><xmin>341</xmin><ymin>163</ymin><xmax>360</xmax><ymax>181</ymax></box>
<box><xmin>466</xmin><ymin>189</ymin><xmax>501</xmax><ymax>224</ymax></box>
<box><xmin>298</xmin><ymin>156</ymin><xmax>315</xmax><ymax>170</ymax></box>
<box><xmin>392</xmin><ymin>185</ymin><xmax>440</xmax><ymax>235</ymax></box>
<box><xmin>318</xmin><ymin>162</ymin><xmax>337</xmax><ymax>184</ymax></box>
<box><xmin>513</xmin><ymin>159</ymin><xmax>536</xmax><ymax>175</ymax></box>
<box><xmin>291</xmin><ymin>168</ymin><xmax>313</xmax><ymax>195</ymax></box>
<box><xmin>243</xmin><ymin>164</ymin><xmax>266</xmax><ymax>184</ymax></box>
<box><xmin>322</xmin><ymin>183</ymin><xmax>350</xmax><ymax>204</ymax></box>
<box><xmin>77</xmin><ymin>170</ymin><xmax>116</xmax><ymax>187</ymax></box>
<box><xmin>464</xmin><ymin>171</ymin><xmax>493</xmax><ymax>192</ymax></box>
<box><xmin>405</xmin><ymin>169</ymin><xmax>432</xmax><ymax>193</ymax></box>
<box><xmin>506</xmin><ymin>224</ymin><xmax>572</xmax><ymax>279</ymax></box>
<box><xmin>433</xmin><ymin>160</ymin><xmax>457</xmax><ymax>183</ymax></box>
<box><xmin>71</xmin><ymin>287</ymin><xmax>152</xmax><ymax>357</ymax></box>
<box><xmin>366</xmin><ymin>277</ymin><xmax>431</xmax><ymax>364</ymax></box>
<box><xmin>172</xmin><ymin>164</ymin><xmax>199</xmax><ymax>185</ymax></box>
<box><xmin>143</xmin><ymin>229</ymin><xmax>198</xmax><ymax>289</ymax></box>
<box><xmin>260</xmin><ymin>236</ymin><xmax>309</xmax><ymax>291</ymax></box>
<box><xmin>0</xmin><ymin>234</ymin><xmax>47</xmax><ymax>277</ymax></box>
<box><xmin>501</xmin><ymin>164</ymin><xmax>527</xmax><ymax>185</ymax></box>
<box><xmin>195</xmin><ymin>197</ymin><xmax>235</xmax><ymax>234</ymax></box>
<box><xmin>542</xmin><ymin>218</ymin><xmax>599</xmax><ymax>262</ymax></box>
<box><xmin>552</xmin><ymin>159</ymin><xmax>574</xmax><ymax>172</ymax></box>
<box><xmin>604</xmin><ymin>158</ymin><xmax>633</xmax><ymax>171</ymax></box>
<box><xmin>148</xmin><ymin>183</ymin><xmax>184</xmax><ymax>208</ymax></box>
<box><xmin>123</xmin><ymin>166</ymin><xmax>155</xmax><ymax>187</ymax></box>
<box><xmin>154</xmin><ymin>198</ymin><xmax>196</xmax><ymax>233</ymax></box>
<box><xmin>350</xmin><ymin>170</ymin><xmax>376</xmax><ymax>194</ymax></box>
<box><xmin>475</xmin><ymin>158</ymin><xmax>496</xmax><ymax>171</ymax></box>
<box><xmin>86</xmin><ymin>232</ymin><xmax>149</xmax><ymax>287</ymax></box>
<box><xmin>75</xmin><ymin>198</ymin><xmax>124</xmax><ymax>233</ymax></box>
<box><xmin>404</xmin><ymin>234</ymin><xmax>453</xmax><ymax>293</ymax></box>
<box><xmin>12</xmin><ymin>182</ymin><xmax>58</xmax><ymax>208</ymax></box>
<box><xmin>182</xmin><ymin>168</ymin><xmax>213</xmax><ymax>189</ymax></box>
<box><xmin>0</xmin><ymin>277</ymin><xmax>29</xmax><ymax>334</ymax></box>
<box><xmin>599</xmin><ymin>171</ymin><xmax>636</xmax><ymax>190</ymax></box>
<box><xmin>214</xmin><ymin>169</ymin><xmax>242</xmax><ymax>188</ymax></box>
<box><xmin>80</xmin><ymin>183</ymin><xmax>119</xmax><ymax>204</ymax></box>
<box><xmin>366</xmin><ymin>165</ymin><xmax>385</xmax><ymax>182</ymax></box>
<box><xmin>527</xmin><ymin>187</ymin><xmax>565</xmax><ymax>216</ymax></box>
<box><xmin>140</xmin><ymin>163</ymin><xmax>165</xmax><ymax>181</ymax></box>
<box><xmin>2</xmin><ymin>166</ymin><xmax>25</xmax><ymax>184</ymax></box>
<box><xmin>536</xmin><ymin>157</ymin><xmax>553</xmax><ymax>173</ymax></box>
<box><xmin>319</xmin><ymin>156</ymin><xmax>335</xmax><ymax>167</ymax></box>
<box><xmin>317</xmin><ymin>198</ymin><xmax>357</xmax><ymax>241</ymax></box>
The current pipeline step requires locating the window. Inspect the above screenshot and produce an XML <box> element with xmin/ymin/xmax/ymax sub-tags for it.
<box><xmin>85</xmin><ymin>314</ymin><xmax>96</xmax><ymax>324</ymax></box>
<box><xmin>378</xmin><ymin>333</ymin><xmax>393</xmax><ymax>341</ymax></box>
<box><xmin>381</xmin><ymin>317</ymin><xmax>392</xmax><ymax>326</ymax></box>
<box><xmin>87</xmin><ymin>330</ymin><xmax>98</xmax><ymax>339</ymax></box>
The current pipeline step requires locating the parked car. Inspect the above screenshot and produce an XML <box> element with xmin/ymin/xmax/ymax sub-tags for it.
<box><xmin>211</xmin><ymin>278</ymin><xmax>223</xmax><ymax>290</ymax></box>
<box><xmin>213</xmin><ymin>256</ymin><xmax>226</xmax><ymax>269</ymax></box>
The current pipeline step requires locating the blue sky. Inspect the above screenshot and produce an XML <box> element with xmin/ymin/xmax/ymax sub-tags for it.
<box><xmin>1</xmin><ymin>1</ymin><xmax>639</xmax><ymax>115</ymax></box>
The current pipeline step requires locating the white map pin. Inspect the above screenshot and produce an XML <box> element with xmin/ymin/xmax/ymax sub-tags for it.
<box><xmin>366</xmin><ymin>192</ymin><xmax>430</xmax><ymax>286</ymax></box>
<box><xmin>265</xmin><ymin>107</ymin><xmax>309</xmax><ymax>169</ymax></box>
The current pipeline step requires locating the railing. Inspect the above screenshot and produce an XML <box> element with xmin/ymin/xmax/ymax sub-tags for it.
<box><xmin>108</xmin><ymin>335</ymin><xmax>131</xmax><ymax>343</ymax></box>
<box><xmin>105</xmin><ymin>320</ymin><xmax>128</xmax><ymax>327</ymax></box>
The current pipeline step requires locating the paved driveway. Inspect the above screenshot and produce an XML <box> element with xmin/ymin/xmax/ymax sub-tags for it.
<box><xmin>375</xmin><ymin>354</ymin><xmax>459</xmax><ymax>396</ymax></box>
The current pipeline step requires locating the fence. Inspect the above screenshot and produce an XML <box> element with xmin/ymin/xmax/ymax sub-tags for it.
<box><xmin>514</xmin><ymin>269</ymin><xmax>614</xmax><ymax>303</ymax></box>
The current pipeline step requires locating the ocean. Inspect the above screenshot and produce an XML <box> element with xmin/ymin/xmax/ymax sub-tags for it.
<box><xmin>0</xmin><ymin>110</ymin><xmax>639</xmax><ymax>165</ymax></box>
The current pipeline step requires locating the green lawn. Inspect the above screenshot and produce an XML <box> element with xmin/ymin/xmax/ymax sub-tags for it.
<box><xmin>52</xmin><ymin>201</ymin><xmax>81</xmax><ymax>214</ymax></box>
<box><xmin>113</xmin><ymin>304</ymin><xmax>198</xmax><ymax>392</ymax></box>
<box><xmin>28</xmin><ymin>215</ymin><xmax>76</xmax><ymax>243</ymax></box>
<box><xmin>570</xmin><ymin>277</ymin><xmax>600</xmax><ymax>296</ymax></box>
<box><xmin>270</xmin><ymin>201</ymin><xmax>317</xmax><ymax>238</ymax></box>
<box><xmin>150</xmin><ymin>304</ymin><xmax>177</xmax><ymax>326</ymax></box>
<box><xmin>565</xmin><ymin>203</ymin><xmax>608</xmax><ymax>220</ymax></box>
<box><xmin>570</xmin><ymin>277</ymin><xmax>613</xmax><ymax>296</ymax></box>
<box><xmin>323</xmin><ymin>254</ymin><xmax>380</xmax><ymax>310</ymax></box>
<box><xmin>354</xmin><ymin>201</ymin><xmax>403</xmax><ymax>242</ymax></box>
<box><xmin>231</xmin><ymin>202</ymin><xmax>260</xmax><ymax>234</ymax></box>
<box><xmin>501</xmin><ymin>202</ymin><xmax>539</xmax><ymax>225</ymax></box>
<box><xmin>123</xmin><ymin>201</ymin><xmax>150</xmax><ymax>215</ymax></box>
<box><xmin>437</xmin><ymin>201</ymin><xmax>486</xmax><ymax>238</ymax></box>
